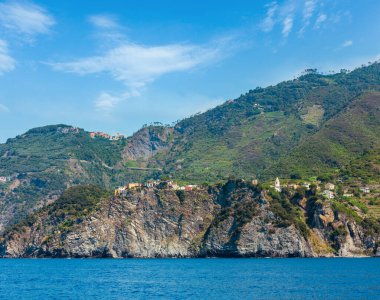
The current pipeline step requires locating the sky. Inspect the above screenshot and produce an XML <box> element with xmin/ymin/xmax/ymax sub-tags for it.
<box><xmin>0</xmin><ymin>0</ymin><xmax>379</xmax><ymax>142</ymax></box>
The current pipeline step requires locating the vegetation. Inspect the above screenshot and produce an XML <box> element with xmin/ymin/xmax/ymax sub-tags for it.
<box><xmin>1</xmin><ymin>62</ymin><xmax>380</xmax><ymax>232</ymax></box>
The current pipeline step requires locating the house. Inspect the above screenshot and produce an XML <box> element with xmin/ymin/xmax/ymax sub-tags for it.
<box><xmin>114</xmin><ymin>186</ymin><xmax>127</xmax><ymax>196</ymax></box>
<box><xmin>302</xmin><ymin>182</ymin><xmax>311</xmax><ymax>190</ymax></box>
<box><xmin>89</xmin><ymin>132</ymin><xmax>111</xmax><ymax>139</ymax></box>
<box><xmin>287</xmin><ymin>183</ymin><xmax>300</xmax><ymax>190</ymax></box>
<box><xmin>144</xmin><ymin>180</ymin><xmax>159</xmax><ymax>188</ymax></box>
<box><xmin>343</xmin><ymin>193</ymin><xmax>354</xmax><ymax>198</ymax></box>
<box><xmin>323</xmin><ymin>190</ymin><xmax>335</xmax><ymax>199</ymax></box>
<box><xmin>274</xmin><ymin>177</ymin><xmax>281</xmax><ymax>192</ymax></box>
<box><xmin>251</xmin><ymin>179</ymin><xmax>259</xmax><ymax>186</ymax></box>
<box><xmin>126</xmin><ymin>183</ymin><xmax>142</xmax><ymax>189</ymax></box>
<box><xmin>0</xmin><ymin>176</ymin><xmax>7</xmax><ymax>183</ymax></box>
<box><xmin>110</xmin><ymin>133</ymin><xmax>125</xmax><ymax>141</ymax></box>
<box><xmin>184</xmin><ymin>185</ymin><xmax>197</xmax><ymax>191</ymax></box>
<box><xmin>170</xmin><ymin>183</ymin><xmax>180</xmax><ymax>190</ymax></box>
<box><xmin>325</xmin><ymin>183</ymin><xmax>335</xmax><ymax>191</ymax></box>
<box><xmin>360</xmin><ymin>187</ymin><xmax>370</xmax><ymax>194</ymax></box>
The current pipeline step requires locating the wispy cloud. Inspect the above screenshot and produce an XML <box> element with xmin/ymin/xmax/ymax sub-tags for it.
<box><xmin>341</xmin><ymin>40</ymin><xmax>353</xmax><ymax>48</ymax></box>
<box><xmin>95</xmin><ymin>92</ymin><xmax>123</xmax><ymax>111</ymax></box>
<box><xmin>260</xmin><ymin>0</ymin><xmax>297</xmax><ymax>38</ymax></box>
<box><xmin>88</xmin><ymin>15</ymin><xmax>119</xmax><ymax>29</ymax></box>
<box><xmin>50</xmin><ymin>35</ymin><xmax>234</xmax><ymax>111</ymax></box>
<box><xmin>94</xmin><ymin>90</ymin><xmax>140</xmax><ymax>112</ymax></box>
<box><xmin>0</xmin><ymin>39</ymin><xmax>15</xmax><ymax>75</ymax></box>
<box><xmin>303</xmin><ymin>0</ymin><xmax>316</xmax><ymax>21</ymax></box>
<box><xmin>0</xmin><ymin>1</ymin><xmax>55</xmax><ymax>39</ymax></box>
<box><xmin>260</xmin><ymin>0</ymin><xmax>335</xmax><ymax>38</ymax></box>
<box><xmin>51</xmin><ymin>41</ymin><xmax>225</xmax><ymax>89</ymax></box>
<box><xmin>299</xmin><ymin>0</ymin><xmax>316</xmax><ymax>34</ymax></box>
<box><xmin>261</xmin><ymin>2</ymin><xmax>278</xmax><ymax>32</ymax></box>
<box><xmin>314</xmin><ymin>13</ymin><xmax>327</xmax><ymax>29</ymax></box>
<box><xmin>282</xmin><ymin>15</ymin><xmax>293</xmax><ymax>38</ymax></box>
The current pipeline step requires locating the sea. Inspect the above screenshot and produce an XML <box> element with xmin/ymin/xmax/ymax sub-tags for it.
<box><xmin>0</xmin><ymin>258</ymin><xmax>379</xmax><ymax>299</ymax></box>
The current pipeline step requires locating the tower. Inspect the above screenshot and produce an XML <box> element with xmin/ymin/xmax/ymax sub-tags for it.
<box><xmin>275</xmin><ymin>177</ymin><xmax>281</xmax><ymax>192</ymax></box>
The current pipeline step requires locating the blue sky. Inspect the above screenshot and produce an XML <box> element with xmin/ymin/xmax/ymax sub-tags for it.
<box><xmin>0</xmin><ymin>0</ymin><xmax>379</xmax><ymax>142</ymax></box>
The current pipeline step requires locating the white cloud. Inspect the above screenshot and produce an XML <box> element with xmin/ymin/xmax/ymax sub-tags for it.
<box><xmin>342</xmin><ymin>40</ymin><xmax>353</xmax><ymax>48</ymax></box>
<box><xmin>94</xmin><ymin>90</ymin><xmax>141</xmax><ymax>112</ymax></box>
<box><xmin>0</xmin><ymin>39</ymin><xmax>15</xmax><ymax>75</ymax></box>
<box><xmin>260</xmin><ymin>1</ymin><xmax>336</xmax><ymax>38</ymax></box>
<box><xmin>88</xmin><ymin>15</ymin><xmax>118</xmax><ymax>29</ymax></box>
<box><xmin>50</xmin><ymin>38</ymin><xmax>231</xmax><ymax>106</ymax></box>
<box><xmin>95</xmin><ymin>92</ymin><xmax>123</xmax><ymax>111</ymax></box>
<box><xmin>0</xmin><ymin>1</ymin><xmax>55</xmax><ymax>38</ymax></box>
<box><xmin>0</xmin><ymin>103</ymin><xmax>10</xmax><ymax>113</ymax></box>
<box><xmin>299</xmin><ymin>0</ymin><xmax>316</xmax><ymax>34</ymax></box>
<box><xmin>261</xmin><ymin>2</ymin><xmax>278</xmax><ymax>32</ymax></box>
<box><xmin>282</xmin><ymin>15</ymin><xmax>293</xmax><ymax>37</ymax></box>
<box><xmin>303</xmin><ymin>0</ymin><xmax>316</xmax><ymax>21</ymax></box>
<box><xmin>314</xmin><ymin>13</ymin><xmax>327</xmax><ymax>29</ymax></box>
<box><xmin>50</xmin><ymin>16</ymin><xmax>236</xmax><ymax>112</ymax></box>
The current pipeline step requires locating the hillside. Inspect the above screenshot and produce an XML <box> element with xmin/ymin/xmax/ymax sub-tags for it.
<box><xmin>147</xmin><ymin>62</ymin><xmax>380</xmax><ymax>183</ymax></box>
<box><xmin>272</xmin><ymin>91</ymin><xmax>380</xmax><ymax>181</ymax></box>
<box><xmin>1</xmin><ymin>182</ymin><xmax>379</xmax><ymax>258</ymax></box>
<box><xmin>1</xmin><ymin>62</ymin><xmax>379</xmax><ymax>232</ymax></box>
<box><xmin>0</xmin><ymin>125</ymin><xmax>122</xmax><ymax>230</ymax></box>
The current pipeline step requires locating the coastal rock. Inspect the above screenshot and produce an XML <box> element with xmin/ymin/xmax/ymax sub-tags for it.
<box><xmin>0</xmin><ymin>182</ymin><xmax>379</xmax><ymax>258</ymax></box>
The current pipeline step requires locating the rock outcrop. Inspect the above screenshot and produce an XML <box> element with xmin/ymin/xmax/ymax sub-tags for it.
<box><xmin>0</xmin><ymin>181</ymin><xmax>379</xmax><ymax>258</ymax></box>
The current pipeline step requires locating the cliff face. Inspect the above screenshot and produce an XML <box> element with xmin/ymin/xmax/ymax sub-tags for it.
<box><xmin>121</xmin><ymin>126</ymin><xmax>174</xmax><ymax>162</ymax></box>
<box><xmin>0</xmin><ymin>182</ymin><xmax>378</xmax><ymax>258</ymax></box>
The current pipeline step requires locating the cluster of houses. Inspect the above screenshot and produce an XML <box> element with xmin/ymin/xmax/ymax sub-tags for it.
<box><xmin>114</xmin><ymin>177</ymin><xmax>374</xmax><ymax>199</ymax></box>
<box><xmin>89</xmin><ymin>132</ymin><xmax>125</xmax><ymax>141</ymax></box>
<box><xmin>0</xmin><ymin>176</ymin><xmax>11</xmax><ymax>184</ymax></box>
<box><xmin>253</xmin><ymin>103</ymin><xmax>264</xmax><ymax>111</ymax></box>
<box><xmin>269</xmin><ymin>177</ymin><xmax>372</xmax><ymax>200</ymax></box>
<box><xmin>114</xmin><ymin>180</ymin><xmax>198</xmax><ymax>196</ymax></box>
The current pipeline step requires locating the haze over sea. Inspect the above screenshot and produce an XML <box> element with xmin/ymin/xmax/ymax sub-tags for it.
<box><xmin>0</xmin><ymin>258</ymin><xmax>379</xmax><ymax>299</ymax></box>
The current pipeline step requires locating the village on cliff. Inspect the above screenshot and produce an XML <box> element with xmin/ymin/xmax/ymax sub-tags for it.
<box><xmin>113</xmin><ymin>177</ymin><xmax>373</xmax><ymax>201</ymax></box>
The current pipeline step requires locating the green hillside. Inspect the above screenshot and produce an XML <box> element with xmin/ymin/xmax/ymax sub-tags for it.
<box><xmin>0</xmin><ymin>125</ymin><xmax>124</xmax><ymax>228</ymax></box>
<box><xmin>272</xmin><ymin>92</ymin><xmax>380</xmax><ymax>181</ymax></box>
<box><xmin>1</xmin><ymin>62</ymin><xmax>379</xmax><ymax>231</ymax></box>
<box><xmin>149</xmin><ymin>63</ymin><xmax>380</xmax><ymax>183</ymax></box>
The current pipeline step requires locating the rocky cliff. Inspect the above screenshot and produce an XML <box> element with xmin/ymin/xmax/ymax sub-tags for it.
<box><xmin>1</xmin><ymin>181</ymin><xmax>379</xmax><ymax>258</ymax></box>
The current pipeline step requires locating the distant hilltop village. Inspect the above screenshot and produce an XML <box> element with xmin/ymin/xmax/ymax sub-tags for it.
<box><xmin>89</xmin><ymin>132</ymin><xmax>124</xmax><ymax>141</ymax></box>
<box><xmin>59</xmin><ymin>126</ymin><xmax>126</xmax><ymax>141</ymax></box>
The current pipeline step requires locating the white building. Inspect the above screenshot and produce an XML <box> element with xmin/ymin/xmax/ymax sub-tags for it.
<box><xmin>0</xmin><ymin>176</ymin><xmax>7</xmax><ymax>183</ymax></box>
<box><xmin>323</xmin><ymin>190</ymin><xmax>335</xmax><ymax>199</ymax></box>
<box><xmin>275</xmin><ymin>177</ymin><xmax>281</xmax><ymax>192</ymax></box>
<box><xmin>325</xmin><ymin>183</ymin><xmax>335</xmax><ymax>191</ymax></box>
<box><xmin>360</xmin><ymin>187</ymin><xmax>370</xmax><ymax>194</ymax></box>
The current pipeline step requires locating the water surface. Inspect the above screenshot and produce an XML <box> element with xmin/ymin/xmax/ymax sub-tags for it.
<box><xmin>0</xmin><ymin>258</ymin><xmax>379</xmax><ymax>299</ymax></box>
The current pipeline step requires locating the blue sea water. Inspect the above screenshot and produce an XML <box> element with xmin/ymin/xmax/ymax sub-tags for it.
<box><xmin>0</xmin><ymin>258</ymin><xmax>379</xmax><ymax>299</ymax></box>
